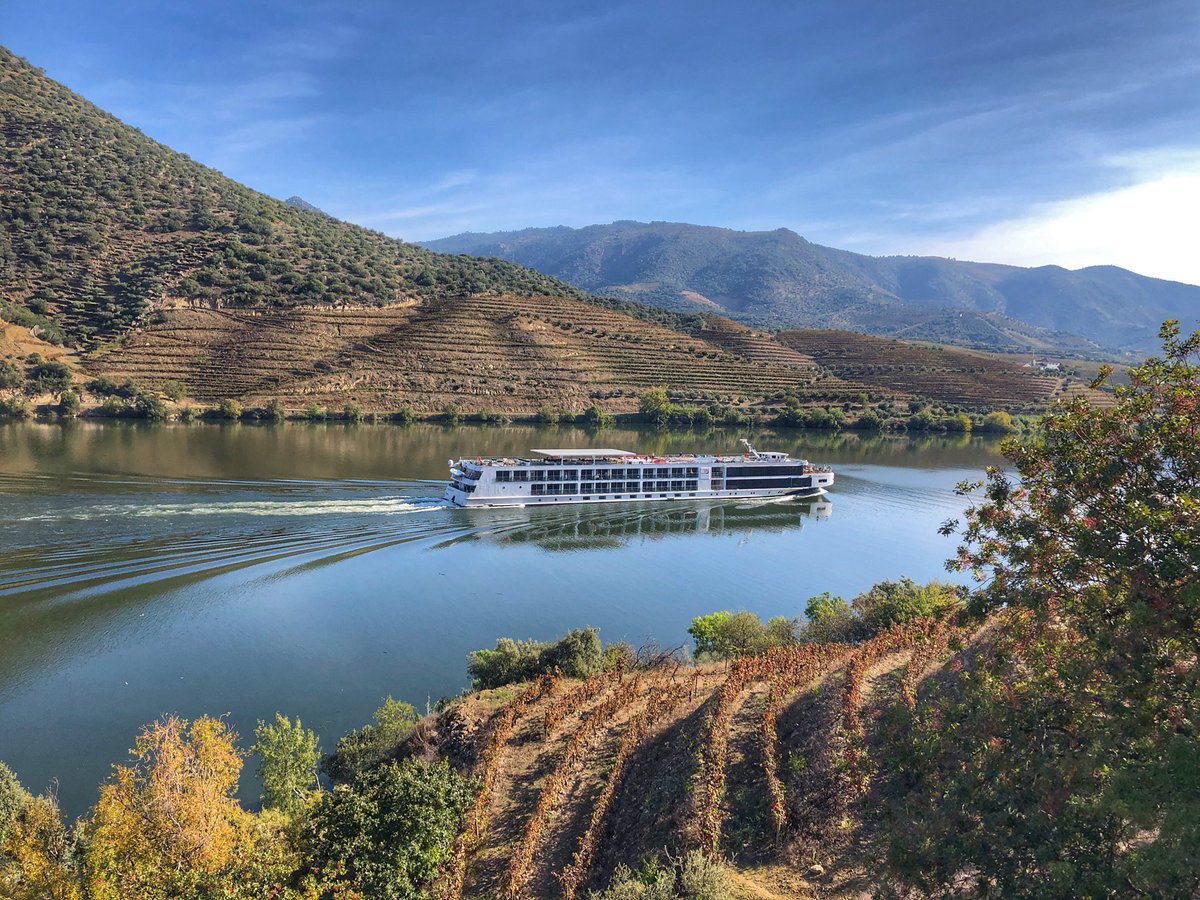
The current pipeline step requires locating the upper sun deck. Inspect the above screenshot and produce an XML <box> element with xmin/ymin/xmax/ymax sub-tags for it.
<box><xmin>455</xmin><ymin>448</ymin><xmax>800</xmax><ymax>467</ymax></box>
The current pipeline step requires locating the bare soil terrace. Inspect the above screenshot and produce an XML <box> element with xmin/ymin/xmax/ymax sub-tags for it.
<box><xmin>81</xmin><ymin>294</ymin><xmax>1076</xmax><ymax>415</ymax></box>
<box><xmin>435</xmin><ymin>621</ymin><xmax>962</xmax><ymax>899</ymax></box>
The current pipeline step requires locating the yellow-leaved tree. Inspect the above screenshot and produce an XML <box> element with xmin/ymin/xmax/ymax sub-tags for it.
<box><xmin>0</xmin><ymin>762</ymin><xmax>81</xmax><ymax>900</ymax></box>
<box><xmin>85</xmin><ymin>715</ymin><xmax>294</xmax><ymax>899</ymax></box>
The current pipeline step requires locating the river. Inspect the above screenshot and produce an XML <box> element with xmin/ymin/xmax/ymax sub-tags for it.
<box><xmin>0</xmin><ymin>420</ymin><xmax>1004</xmax><ymax>817</ymax></box>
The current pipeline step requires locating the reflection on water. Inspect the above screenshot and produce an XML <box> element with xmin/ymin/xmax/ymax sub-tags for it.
<box><xmin>449</xmin><ymin>496</ymin><xmax>832</xmax><ymax>552</ymax></box>
<box><xmin>0</xmin><ymin>420</ymin><xmax>1003</xmax><ymax>817</ymax></box>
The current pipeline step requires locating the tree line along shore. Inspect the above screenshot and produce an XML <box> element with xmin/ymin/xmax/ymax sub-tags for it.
<box><xmin>1</xmin><ymin>357</ymin><xmax>1027</xmax><ymax>435</ymax></box>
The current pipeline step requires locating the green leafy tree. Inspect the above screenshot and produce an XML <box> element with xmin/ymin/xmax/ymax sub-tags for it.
<box><xmin>324</xmin><ymin>698</ymin><xmax>420</xmax><ymax>784</ymax></box>
<box><xmin>688</xmin><ymin>610</ymin><xmax>794</xmax><ymax>660</ymax></box>
<box><xmin>57</xmin><ymin>390</ymin><xmax>80</xmax><ymax>417</ymax></box>
<box><xmin>466</xmin><ymin>638</ymin><xmax>543</xmax><ymax>689</ymax></box>
<box><xmin>252</xmin><ymin>713</ymin><xmax>319</xmax><ymax>816</ymax></box>
<box><xmin>0</xmin><ymin>361</ymin><xmax>23</xmax><ymax>396</ymax></box>
<box><xmin>25</xmin><ymin>361</ymin><xmax>72</xmax><ymax>399</ymax></box>
<box><xmin>583</xmin><ymin>404</ymin><xmax>614</xmax><ymax>428</ymax></box>
<box><xmin>850</xmin><ymin>578</ymin><xmax>963</xmax><ymax>635</ymax></box>
<box><xmin>979</xmin><ymin>409</ymin><xmax>1015</xmax><ymax>432</ymax></box>
<box><xmin>302</xmin><ymin>758</ymin><xmax>475</xmax><ymax>900</ymax></box>
<box><xmin>467</xmin><ymin>628</ymin><xmax>607</xmax><ymax>689</ymax></box>
<box><xmin>640</xmin><ymin>386</ymin><xmax>671</xmax><ymax>426</ymax></box>
<box><xmin>854</xmin><ymin>409</ymin><xmax>883</xmax><ymax>431</ymax></box>
<box><xmin>538</xmin><ymin>626</ymin><xmax>604</xmax><ymax>678</ymax></box>
<box><xmin>883</xmin><ymin>323</ymin><xmax>1200</xmax><ymax>896</ymax></box>
<box><xmin>132</xmin><ymin>392</ymin><xmax>168</xmax><ymax>421</ymax></box>
<box><xmin>799</xmin><ymin>591</ymin><xmax>858</xmax><ymax>643</ymax></box>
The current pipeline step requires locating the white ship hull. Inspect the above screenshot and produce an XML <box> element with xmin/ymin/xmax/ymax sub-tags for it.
<box><xmin>443</xmin><ymin>444</ymin><xmax>834</xmax><ymax>509</ymax></box>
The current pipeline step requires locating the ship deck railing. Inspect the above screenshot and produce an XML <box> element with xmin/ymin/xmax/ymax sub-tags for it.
<box><xmin>455</xmin><ymin>455</ymin><xmax>829</xmax><ymax>470</ymax></box>
<box><xmin>458</xmin><ymin>455</ymin><xmax>754</xmax><ymax>467</ymax></box>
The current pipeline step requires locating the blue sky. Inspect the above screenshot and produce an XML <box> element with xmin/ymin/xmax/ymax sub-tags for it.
<box><xmin>6</xmin><ymin>0</ymin><xmax>1200</xmax><ymax>282</ymax></box>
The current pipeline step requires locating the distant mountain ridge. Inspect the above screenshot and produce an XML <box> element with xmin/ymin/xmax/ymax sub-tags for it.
<box><xmin>422</xmin><ymin>221</ymin><xmax>1200</xmax><ymax>355</ymax></box>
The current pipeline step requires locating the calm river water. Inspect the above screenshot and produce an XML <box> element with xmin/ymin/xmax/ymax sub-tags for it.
<box><xmin>0</xmin><ymin>421</ymin><xmax>1004</xmax><ymax>816</ymax></box>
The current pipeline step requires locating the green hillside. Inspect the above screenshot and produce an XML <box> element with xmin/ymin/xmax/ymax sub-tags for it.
<box><xmin>0</xmin><ymin>46</ymin><xmax>593</xmax><ymax>349</ymax></box>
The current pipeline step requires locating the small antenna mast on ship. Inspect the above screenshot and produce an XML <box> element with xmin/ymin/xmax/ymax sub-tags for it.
<box><xmin>740</xmin><ymin>438</ymin><xmax>759</xmax><ymax>458</ymax></box>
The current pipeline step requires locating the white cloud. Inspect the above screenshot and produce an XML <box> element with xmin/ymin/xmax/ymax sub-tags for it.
<box><xmin>915</xmin><ymin>150</ymin><xmax>1200</xmax><ymax>285</ymax></box>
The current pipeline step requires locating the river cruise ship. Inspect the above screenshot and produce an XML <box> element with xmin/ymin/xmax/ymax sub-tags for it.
<box><xmin>444</xmin><ymin>440</ymin><xmax>834</xmax><ymax>508</ymax></box>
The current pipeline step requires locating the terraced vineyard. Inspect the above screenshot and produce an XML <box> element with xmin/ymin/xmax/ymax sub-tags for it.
<box><xmin>697</xmin><ymin>317</ymin><xmax>817</xmax><ymax>368</ymax></box>
<box><xmin>434</xmin><ymin>620</ymin><xmax>961</xmax><ymax>899</ymax></box>
<box><xmin>778</xmin><ymin>329</ymin><xmax>1068</xmax><ymax>410</ymax></box>
<box><xmin>92</xmin><ymin>294</ymin><xmax>877</xmax><ymax>413</ymax></box>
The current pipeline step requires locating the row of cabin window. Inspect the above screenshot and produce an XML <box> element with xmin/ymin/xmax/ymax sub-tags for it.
<box><xmin>530</xmin><ymin>480</ymin><xmax>700</xmax><ymax>496</ymax></box>
<box><xmin>495</xmin><ymin>467</ymin><xmax>700</xmax><ymax>483</ymax></box>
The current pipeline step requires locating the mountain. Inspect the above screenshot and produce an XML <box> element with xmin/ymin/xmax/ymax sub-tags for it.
<box><xmin>0</xmin><ymin>46</ymin><xmax>591</xmax><ymax>350</ymax></box>
<box><xmin>422</xmin><ymin>221</ymin><xmax>1200</xmax><ymax>355</ymax></box>
<box><xmin>0</xmin><ymin>47</ymin><xmax>1091</xmax><ymax>415</ymax></box>
<box><xmin>283</xmin><ymin>195</ymin><xmax>327</xmax><ymax>216</ymax></box>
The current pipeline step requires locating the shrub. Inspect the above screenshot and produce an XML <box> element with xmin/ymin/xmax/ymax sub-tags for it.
<box><xmin>0</xmin><ymin>396</ymin><xmax>31</xmax><ymax>418</ymax></box>
<box><xmin>775</xmin><ymin>404</ymin><xmax>845</xmax><ymax>430</ymax></box>
<box><xmin>302</xmin><ymin>758</ymin><xmax>475</xmax><ymax>900</ymax></box>
<box><xmin>676</xmin><ymin>850</ymin><xmax>733</xmax><ymax>900</ymax></box>
<box><xmin>161</xmin><ymin>380</ymin><xmax>186</xmax><ymax>402</ymax></box>
<box><xmin>85</xmin><ymin>376</ymin><xmax>126</xmax><ymax>398</ymax></box>
<box><xmin>943</xmin><ymin>413</ymin><xmax>973</xmax><ymax>432</ymax></box>
<box><xmin>979</xmin><ymin>409</ymin><xmax>1015</xmax><ymax>432</ymax></box>
<box><xmin>132</xmin><ymin>392</ymin><xmax>168</xmax><ymax>421</ymax></box>
<box><xmin>850</xmin><ymin>578</ymin><xmax>964</xmax><ymax>635</ymax></box>
<box><xmin>391</xmin><ymin>407</ymin><xmax>416</xmax><ymax>425</ymax></box>
<box><xmin>467</xmin><ymin>627</ymin><xmax>606</xmax><ymax>689</ymax></box>
<box><xmin>217</xmin><ymin>398</ymin><xmax>243</xmax><ymax>420</ymax></box>
<box><xmin>588</xmin><ymin>851</ymin><xmax>732</xmax><ymax>900</ymax></box>
<box><xmin>305</xmin><ymin>403</ymin><xmax>327</xmax><ymax>422</ymax></box>
<box><xmin>0</xmin><ymin>786</ymin><xmax>79</xmax><ymax>898</ymax></box>
<box><xmin>179</xmin><ymin>405</ymin><xmax>195</xmax><ymax>423</ymax></box>
<box><xmin>323</xmin><ymin>697</ymin><xmax>420</xmax><ymax>784</ymax></box>
<box><xmin>25</xmin><ymin>361</ymin><xmax>72</xmax><ymax>398</ymax></box>
<box><xmin>342</xmin><ymin>403</ymin><xmax>363</xmax><ymax>424</ymax></box>
<box><xmin>98</xmin><ymin>395</ymin><xmax>127</xmax><ymax>417</ymax></box>
<box><xmin>57</xmin><ymin>389</ymin><xmax>81</xmax><ymax>417</ymax></box>
<box><xmin>538</xmin><ymin>627</ymin><xmax>604</xmax><ymax>678</ymax></box>
<box><xmin>798</xmin><ymin>591</ymin><xmax>859</xmax><ymax>643</ymax></box>
<box><xmin>263</xmin><ymin>399</ymin><xmax>286</xmax><ymax>422</ymax></box>
<box><xmin>907</xmin><ymin>409</ymin><xmax>937</xmax><ymax>431</ymax></box>
<box><xmin>688</xmin><ymin>611</ymin><xmax>794</xmax><ymax>660</ymax></box>
<box><xmin>535</xmin><ymin>405</ymin><xmax>562</xmax><ymax>424</ymax></box>
<box><xmin>441</xmin><ymin>404</ymin><xmax>462</xmax><ymax>425</ymax></box>
<box><xmin>0</xmin><ymin>360</ymin><xmax>23</xmax><ymax>395</ymax></box>
<box><xmin>582</xmin><ymin>404</ymin><xmax>614</xmax><ymax>428</ymax></box>
<box><xmin>853</xmin><ymin>409</ymin><xmax>884</xmax><ymax>431</ymax></box>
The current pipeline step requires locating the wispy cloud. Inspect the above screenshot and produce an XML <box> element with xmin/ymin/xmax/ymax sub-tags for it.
<box><xmin>908</xmin><ymin>149</ymin><xmax>1200</xmax><ymax>284</ymax></box>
